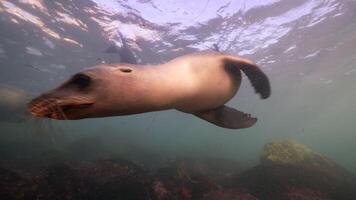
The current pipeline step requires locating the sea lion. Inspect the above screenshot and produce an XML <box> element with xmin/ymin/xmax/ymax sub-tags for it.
<box><xmin>28</xmin><ymin>51</ymin><xmax>270</xmax><ymax>129</ymax></box>
<box><xmin>103</xmin><ymin>32</ymin><xmax>137</xmax><ymax>64</ymax></box>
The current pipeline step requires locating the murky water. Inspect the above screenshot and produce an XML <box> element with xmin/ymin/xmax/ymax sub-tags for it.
<box><xmin>1</xmin><ymin>1</ymin><xmax>356</xmax><ymax>199</ymax></box>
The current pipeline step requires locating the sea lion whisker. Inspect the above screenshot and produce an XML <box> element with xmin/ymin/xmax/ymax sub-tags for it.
<box><xmin>56</xmin><ymin>103</ymin><xmax>68</xmax><ymax>120</ymax></box>
<box><xmin>36</xmin><ymin>98</ymin><xmax>53</xmax><ymax>111</ymax></box>
<box><xmin>40</xmin><ymin>98</ymin><xmax>59</xmax><ymax>117</ymax></box>
<box><xmin>29</xmin><ymin>99</ymin><xmax>44</xmax><ymax>112</ymax></box>
<box><xmin>43</xmin><ymin>99</ymin><xmax>65</xmax><ymax>120</ymax></box>
<box><xmin>29</xmin><ymin>102</ymin><xmax>46</xmax><ymax>115</ymax></box>
<box><xmin>46</xmin><ymin>100</ymin><xmax>64</xmax><ymax>120</ymax></box>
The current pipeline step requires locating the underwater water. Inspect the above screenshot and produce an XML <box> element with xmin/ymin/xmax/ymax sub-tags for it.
<box><xmin>1</xmin><ymin>0</ymin><xmax>356</xmax><ymax>199</ymax></box>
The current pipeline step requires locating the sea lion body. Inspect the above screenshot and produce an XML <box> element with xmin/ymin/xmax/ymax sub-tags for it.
<box><xmin>157</xmin><ymin>52</ymin><xmax>241</xmax><ymax>112</ymax></box>
<box><xmin>28</xmin><ymin>51</ymin><xmax>270</xmax><ymax>129</ymax></box>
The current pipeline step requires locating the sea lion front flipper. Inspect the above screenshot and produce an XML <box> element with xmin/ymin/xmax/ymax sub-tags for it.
<box><xmin>224</xmin><ymin>57</ymin><xmax>271</xmax><ymax>99</ymax></box>
<box><xmin>194</xmin><ymin>105</ymin><xmax>257</xmax><ymax>129</ymax></box>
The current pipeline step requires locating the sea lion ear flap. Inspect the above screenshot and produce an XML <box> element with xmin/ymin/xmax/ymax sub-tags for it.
<box><xmin>194</xmin><ymin>105</ymin><xmax>257</xmax><ymax>129</ymax></box>
<box><xmin>118</xmin><ymin>67</ymin><xmax>133</xmax><ymax>73</ymax></box>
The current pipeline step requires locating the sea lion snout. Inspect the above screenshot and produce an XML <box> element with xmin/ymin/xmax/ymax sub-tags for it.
<box><xmin>28</xmin><ymin>95</ymin><xmax>65</xmax><ymax>119</ymax></box>
<box><xmin>28</xmin><ymin>94</ymin><xmax>94</xmax><ymax>120</ymax></box>
<box><xmin>27</xmin><ymin>66</ymin><xmax>125</xmax><ymax>120</ymax></box>
<box><xmin>27</xmin><ymin>70</ymin><xmax>104</xmax><ymax>120</ymax></box>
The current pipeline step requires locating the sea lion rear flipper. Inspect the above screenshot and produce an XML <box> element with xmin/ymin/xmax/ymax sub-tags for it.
<box><xmin>194</xmin><ymin>105</ymin><xmax>257</xmax><ymax>129</ymax></box>
<box><xmin>225</xmin><ymin>57</ymin><xmax>271</xmax><ymax>99</ymax></box>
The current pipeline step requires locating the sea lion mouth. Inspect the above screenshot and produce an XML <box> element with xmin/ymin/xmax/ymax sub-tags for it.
<box><xmin>28</xmin><ymin>97</ymin><xmax>94</xmax><ymax>120</ymax></box>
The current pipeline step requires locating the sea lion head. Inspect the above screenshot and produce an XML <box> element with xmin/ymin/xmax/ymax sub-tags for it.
<box><xmin>28</xmin><ymin>64</ymin><xmax>136</xmax><ymax>120</ymax></box>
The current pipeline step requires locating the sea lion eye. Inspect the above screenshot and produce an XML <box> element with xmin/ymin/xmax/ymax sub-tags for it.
<box><xmin>70</xmin><ymin>73</ymin><xmax>91</xmax><ymax>88</ymax></box>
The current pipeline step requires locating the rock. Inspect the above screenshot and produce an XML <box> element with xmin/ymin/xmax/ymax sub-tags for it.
<box><xmin>230</xmin><ymin>140</ymin><xmax>356</xmax><ymax>200</ymax></box>
<box><xmin>177</xmin><ymin>157</ymin><xmax>242</xmax><ymax>184</ymax></box>
<box><xmin>231</xmin><ymin>164</ymin><xmax>334</xmax><ymax>200</ymax></box>
<box><xmin>202</xmin><ymin>189</ymin><xmax>258</xmax><ymax>200</ymax></box>
<box><xmin>260</xmin><ymin>139</ymin><xmax>355</xmax><ymax>181</ymax></box>
<box><xmin>286</xmin><ymin>187</ymin><xmax>327</xmax><ymax>200</ymax></box>
<box><xmin>151</xmin><ymin>167</ymin><xmax>188</xmax><ymax>200</ymax></box>
<box><xmin>94</xmin><ymin>176</ymin><xmax>151</xmax><ymax>200</ymax></box>
<box><xmin>152</xmin><ymin>165</ymin><xmax>218</xmax><ymax>200</ymax></box>
<box><xmin>1</xmin><ymin>158</ymin><xmax>153</xmax><ymax>200</ymax></box>
<box><xmin>0</xmin><ymin>168</ymin><xmax>34</xmax><ymax>200</ymax></box>
<box><xmin>261</xmin><ymin>139</ymin><xmax>335</xmax><ymax>169</ymax></box>
<box><xmin>152</xmin><ymin>180</ymin><xmax>172</xmax><ymax>200</ymax></box>
<box><xmin>78</xmin><ymin>158</ymin><xmax>152</xmax><ymax>200</ymax></box>
<box><xmin>35</xmin><ymin>163</ymin><xmax>83</xmax><ymax>200</ymax></box>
